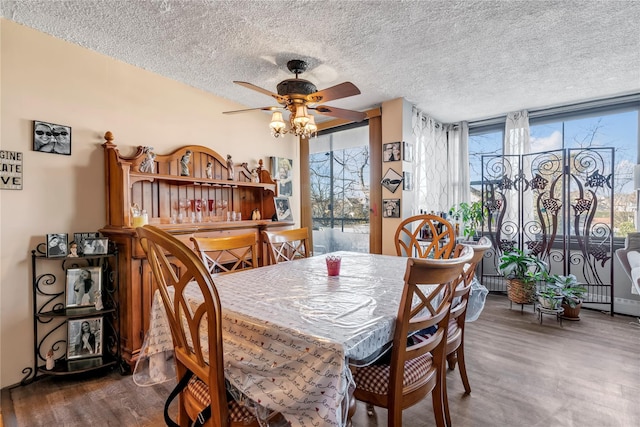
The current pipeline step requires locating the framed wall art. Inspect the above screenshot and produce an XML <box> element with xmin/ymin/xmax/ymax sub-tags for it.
<box><xmin>383</xmin><ymin>199</ymin><xmax>401</xmax><ymax>218</ymax></box>
<box><xmin>66</xmin><ymin>266</ymin><xmax>102</xmax><ymax>308</ymax></box>
<box><xmin>381</xmin><ymin>168</ymin><xmax>403</xmax><ymax>193</ymax></box>
<box><xmin>271</xmin><ymin>157</ymin><xmax>293</xmax><ymax>197</ymax></box>
<box><xmin>46</xmin><ymin>233</ymin><xmax>68</xmax><ymax>258</ymax></box>
<box><xmin>33</xmin><ymin>120</ymin><xmax>72</xmax><ymax>155</ymax></box>
<box><xmin>383</xmin><ymin>141</ymin><xmax>401</xmax><ymax>162</ymax></box>
<box><xmin>67</xmin><ymin>317</ymin><xmax>102</xmax><ymax>359</ymax></box>
<box><xmin>274</xmin><ymin>196</ymin><xmax>294</xmax><ymax>222</ymax></box>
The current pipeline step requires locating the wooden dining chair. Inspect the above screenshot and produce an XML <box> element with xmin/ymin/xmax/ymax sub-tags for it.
<box><xmin>137</xmin><ymin>225</ymin><xmax>282</xmax><ymax>427</ymax></box>
<box><xmin>190</xmin><ymin>233</ymin><xmax>258</xmax><ymax>274</ymax></box>
<box><xmin>442</xmin><ymin>237</ymin><xmax>492</xmax><ymax>427</ymax></box>
<box><xmin>262</xmin><ymin>227</ymin><xmax>310</xmax><ymax>264</ymax></box>
<box><xmin>394</xmin><ymin>214</ymin><xmax>456</xmax><ymax>259</ymax></box>
<box><xmin>351</xmin><ymin>249</ymin><xmax>473</xmax><ymax>427</ymax></box>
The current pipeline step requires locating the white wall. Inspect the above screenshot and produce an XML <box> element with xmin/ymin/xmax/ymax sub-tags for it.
<box><xmin>0</xmin><ymin>20</ymin><xmax>299</xmax><ymax>388</ymax></box>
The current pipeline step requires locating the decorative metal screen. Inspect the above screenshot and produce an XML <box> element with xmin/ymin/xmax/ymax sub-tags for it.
<box><xmin>480</xmin><ymin>148</ymin><xmax>614</xmax><ymax>314</ymax></box>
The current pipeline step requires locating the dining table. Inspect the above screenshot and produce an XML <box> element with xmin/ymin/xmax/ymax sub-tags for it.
<box><xmin>135</xmin><ymin>251</ymin><xmax>416</xmax><ymax>427</ymax></box>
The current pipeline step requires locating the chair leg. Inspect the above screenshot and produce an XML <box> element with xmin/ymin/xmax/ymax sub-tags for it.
<box><xmin>366</xmin><ymin>403</ymin><xmax>375</xmax><ymax>416</ymax></box>
<box><xmin>447</xmin><ymin>351</ymin><xmax>458</xmax><ymax>371</ymax></box>
<box><xmin>443</xmin><ymin>365</ymin><xmax>452</xmax><ymax>427</ymax></box>
<box><xmin>432</xmin><ymin>377</ymin><xmax>447</xmax><ymax>427</ymax></box>
<box><xmin>458</xmin><ymin>340</ymin><xmax>471</xmax><ymax>394</ymax></box>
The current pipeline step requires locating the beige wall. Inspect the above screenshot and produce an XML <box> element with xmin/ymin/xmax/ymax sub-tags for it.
<box><xmin>0</xmin><ymin>20</ymin><xmax>299</xmax><ymax>388</ymax></box>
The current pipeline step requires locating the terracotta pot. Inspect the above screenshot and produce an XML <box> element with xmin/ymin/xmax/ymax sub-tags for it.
<box><xmin>561</xmin><ymin>301</ymin><xmax>582</xmax><ymax>320</ymax></box>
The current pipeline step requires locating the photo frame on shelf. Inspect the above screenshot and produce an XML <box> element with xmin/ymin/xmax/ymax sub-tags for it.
<box><xmin>82</xmin><ymin>238</ymin><xmax>109</xmax><ymax>255</ymax></box>
<box><xmin>65</xmin><ymin>266</ymin><xmax>102</xmax><ymax>308</ymax></box>
<box><xmin>383</xmin><ymin>141</ymin><xmax>401</xmax><ymax>162</ymax></box>
<box><xmin>383</xmin><ymin>199</ymin><xmax>401</xmax><ymax>218</ymax></box>
<box><xmin>46</xmin><ymin>233</ymin><xmax>68</xmax><ymax>258</ymax></box>
<box><xmin>73</xmin><ymin>232</ymin><xmax>100</xmax><ymax>256</ymax></box>
<box><xmin>33</xmin><ymin>120</ymin><xmax>72</xmax><ymax>156</ymax></box>
<box><xmin>381</xmin><ymin>168</ymin><xmax>403</xmax><ymax>193</ymax></box>
<box><xmin>67</xmin><ymin>317</ymin><xmax>103</xmax><ymax>360</ymax></box>
<box><xmin>271</xmin><ymin>157</ymin><xmax>293</xmax><ymax>197</ymax></box>
<box><xmin>274</xmin><ymin>196</ymin><xmax>294</xmax><ymax>222</ymax></box>
<box><xmin>403</xmin><ymin>171</ymin><xmax>413</xmax><ymax>191</ymax></box>
<box><xmin>403</xmin><ymin>141</ymin><xmax>413</xmax><ymax>162</ymax></box>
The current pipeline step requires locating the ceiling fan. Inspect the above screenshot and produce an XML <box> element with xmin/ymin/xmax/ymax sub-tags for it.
<box><xmin>223</xmin><ymin>59</ymin><xmax>367</xmax><ymax>138</ymax></box>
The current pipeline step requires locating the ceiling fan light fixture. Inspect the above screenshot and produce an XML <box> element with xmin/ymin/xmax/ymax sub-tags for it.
<box><xmin>293</xmin><ymin>105</ymin><xmax>309</xmax><ymax>127</ymax></box>
<box><xmin>269</xmin><ymin>111</ymin><xmax>286</xmax><ymax>137</ymax></box>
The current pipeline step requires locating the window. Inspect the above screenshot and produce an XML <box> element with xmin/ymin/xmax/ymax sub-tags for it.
<box><xmin>469</xmin><ymin>126</ymin><xmax>503</xmax><ymax>202</ymax></box>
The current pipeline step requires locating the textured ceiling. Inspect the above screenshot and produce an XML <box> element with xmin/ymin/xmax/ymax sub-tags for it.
<box><xmin>2</xmin><ymin>0</ymin><xmax>639</xmax><ymax>123</ymax></box>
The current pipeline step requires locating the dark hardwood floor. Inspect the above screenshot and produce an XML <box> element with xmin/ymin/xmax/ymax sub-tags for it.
<box><xmin>3</xmin><ymin>294</ymin><xmax>639</xmax><ymax>426</ymax></box>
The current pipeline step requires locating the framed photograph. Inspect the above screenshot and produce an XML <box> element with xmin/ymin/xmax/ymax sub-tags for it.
<box><xmin>383</xmin><ymin>141</ymin><xmax>401</xmax><ymax>162</ymax></box>
<box><xmin>82</xmin><ymin>238</ymin><xmax>109</xmax><ymax>255</ymax></box>
<box><xmin>33</xmin><ymin>120</ymin><xmax>71</xmax><ymax>155</ymax></box>
<box><xmin>403</xmin><ymin>141</ymin><xmax>413</xmax><ymax>162</ymax></box>
<box><xmin>271</xmin><ymin>157</ymin><xmax>293</xmax><ymax>197</ymax></box>
<box><xmin>383</xmin><ymin>199</ymin><xmax>401</xmax><ymax>218</ymax></box>
<box><xmin>67</xmin><ymin>317</ymin><xmax>103</xmax><ymax>359</ymax></box>
<box><xmin>381</xmin><ymin>168</ymin><xmax>403</xmax><ymax>193</ymax></box>
<box><xmin>274</xmin><ymin>196</ymin><xmax>294</xmax><ymax>222</ymax></box>
<box><xmin>73</xmin><ymin>232</ymin><xmax>100</xmax><ymax>256</ymax></box>
<box><xmin>46</xmin><ymin>233</ymin><xmax>68</xmax><ymax>257</ymax></box>
<box><xmin>66</xmin><ymin>266</ymin><xmax>102</xmax><ymax>308</ymax></box>
<box><xmin>403</xmin><ymin>171</ymin><xmax>413</xmax><ymax>191</ymax></box>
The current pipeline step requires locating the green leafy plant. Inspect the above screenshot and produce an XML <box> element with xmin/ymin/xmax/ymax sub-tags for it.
<box><xmin>451</xmin><ymin>201</ymin><xmax>487</xmax><ymax>239</ymax></box>
<box><xmin>498</xmin><ymin>249</ymin><xmax>547</xmax><ymax>284</ymax></box>
<box><xmin>546</xmin><ymin>273</ymin><xmax>587</xmax><ymax>308</ymax></box>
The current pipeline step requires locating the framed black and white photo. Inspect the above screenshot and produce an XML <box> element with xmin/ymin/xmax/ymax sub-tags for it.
<box><xmin>33</xmin><ymin>120</ymin><xmax>71</xmax><ymax>155</ymax></box>
<box><xmin>67</xmin><ymin>317</ymin><xmax>102</xmax><ymax>359</ymax></box>
<box><xmin>274</xmin><ymin>196</ymin><xmax>294</xmax><ymax>222</ymax></box>
<box><xmin>271</xmin><ymin>157</ymin><xmax>293</xmax><ymax>197</ymax></box>
<box><xmin>74</xmin><ymin>232</ymin><xmax>100</xmax><ymax>255</ymax></box>
<box><xmin>403</xmin><ymin>171</ymin><xmax>413</xmax><ymax>191</ymax></box>
<box><xmin>383</xmin><ymin>142</ymin><xmax>401</xmax><ymax>162</ymax></box>
<box><xmin>381</xmin><ymin>168</ymin><xmax>403</xmax><ymax>193</ymax></box>
<box><xmin>403</xmin><ymin>141</ymin><xmax>413</xmax><ymax>162</ymax></box>
<box><xmin>66</xmin><ymin>266</ymin><xmax>102</xmax><ymax>308</ymax></box>
<box><xmin>46</xmin><ymin>233</ymin><xmax>68</xmax><ymax>257</ymax></box>
<box><xmin>82</xmin><ymin>238</ymin><xmax>109</xmax><ymax>255</ymax></box>
<box><xmin>383</xmin><ymin>199</ymin><xmax>401</xmax><ymax>218</ymax></box>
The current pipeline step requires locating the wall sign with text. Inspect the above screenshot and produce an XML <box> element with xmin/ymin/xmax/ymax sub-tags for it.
<box><xmin>0</xmin><ymin>150</ymin><xmax>23</xmax><ymax>190</ymax></box>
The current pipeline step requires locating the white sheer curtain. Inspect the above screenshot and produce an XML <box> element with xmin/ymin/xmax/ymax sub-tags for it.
<box><xmin>503</xmin><ymin>110</ymin><xmax>533</xmax><ymax>247</ymax></box>
<box><xmin>413</xmin><ymin>108</ymin><xmax>470</xmax><ymax>214</ymax></box>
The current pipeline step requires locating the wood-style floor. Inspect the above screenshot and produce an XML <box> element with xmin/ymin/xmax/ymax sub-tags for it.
<box><xmin>2</xmin><ymin>294</ymin><xmax>639</xmax><ymax>426</ymax></box>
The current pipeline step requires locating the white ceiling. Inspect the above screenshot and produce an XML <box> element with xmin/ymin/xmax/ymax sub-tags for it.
<box><xmin>2</xmin><ymin>0</ymin><xmax>639</xmax><ymax>123</ymax></box>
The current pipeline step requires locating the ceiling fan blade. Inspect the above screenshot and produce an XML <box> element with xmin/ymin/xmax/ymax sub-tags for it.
<box><xmin>234</xmin><ymin>81</ymin><xmax>287</xmax><ymax>104</ymax></box>
<box><xmin>223</xmin><ymin>106</ymin><xmax>282</xmax><ymax>115</ymax></box>
<box><xmin>312</xmin><ymin>105</ymin><xmax>367</xmax><ymax>122</ymax></box>
<box><xmin>306</xmin><ymin>82</ymin><xmax>361</xmax><ymax>104</ymax></box>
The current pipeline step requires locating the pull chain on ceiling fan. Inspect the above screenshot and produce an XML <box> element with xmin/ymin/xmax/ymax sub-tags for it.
<box><xmin>223</xmin><ymin>60</ymin><xmax>367</xmax><ymax>139</ymax></box>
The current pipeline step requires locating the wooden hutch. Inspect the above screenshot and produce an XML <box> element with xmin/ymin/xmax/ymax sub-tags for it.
<box><xmin>100</xmin><ymin>132</ymin><xmax>292</xmax><ymax>368</ymax></box>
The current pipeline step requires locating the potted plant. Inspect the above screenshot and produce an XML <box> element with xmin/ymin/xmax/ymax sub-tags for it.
<box><xmin>451</xmin><ymin>201</ymin><xmax>487</xmax><ymax>240</ymax></box>
<box><xmin>537</xmin><ymin>285</ymin><xmax>563</xmax><ymax>310</ymax></box>
<box><xmin>499</xmin><ymin>249</ymin><xmax>547</xmax><ymax>304</ymax></box>
<box><xmin>546</xmin><ymin>273</ymin><xmax>587</xmax><ymax>320</ymax></box>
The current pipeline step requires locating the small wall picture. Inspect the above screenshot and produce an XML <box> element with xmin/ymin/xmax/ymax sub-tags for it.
<box><xmin>73</xmin><ymin>232</ymin><xmax>100</xmax><ymax>255</ymax></box>
<box><xmin>33</xmin><ymin>120</ymin><xmax>71</xmax><ymax>155</ymax></box>
<box><xmin>46</xmin><ymin>233</ymin><xmax>68</xmax><ymax>257</ymax></box>
<box><xmin>66</xmin><ymin>266</ymin><xmax>102</xmax><ymax>308</ymax></box>
<box><xmin>274</xmin><ymin>196</ymin><xmax>294</xmax><ymax>222</ymax></box>
<box><xmin>271</xmin><ymin>157</ymin><xmax>293</xmax><ymax>197</ymax></box>
<box><xmin>82</xmin><ymin>238</ymin><xmax>109</xmax><ymax>255</ymax></box>
<box><xmin>383</xmin><ymin>199</ymin><xmax>401</xmax><ymax>218</ymax></box>
<box><xmin>403</xmin><ymin>171</ymin><xmax>413</xmax><ymax>191</ymax></box>
<box><xmin>381</xmin><ymin>168</ymin><xmax>403</xmax><ymax>193</ymax></box>
<box><xmin>67</xmin><ymin>317</ymin><xmax>102</xmax><ymax>359</ymax></box>
<box><xmin>403</xmin><ymin>141</ymin><xmax>413</xmax><ymax>162</ymax></box>
<box><xmin>383</xmin><ymin>141</ymin><xmax>401</xmax><ymax>162</ymax></box>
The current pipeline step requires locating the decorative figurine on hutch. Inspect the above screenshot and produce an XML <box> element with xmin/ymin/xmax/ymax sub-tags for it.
<box><xmin>46</xmin><ymin>348</ymin><xmax>55</xmax><ymax>370</ymax></box>
<box><xmin>68</xmin><ymin>242</ymin><xmax>78</xmax><ymax>257</ymax></box>
<box><xmin>139</xmin><ymin>146</ymin><xmax>156</xmax><ymax>173</ymax></box>
<box><xmin>180</xmin><ymin>150</ymin><xmax>192</xmax><ymax>176</ymax></box>
<box><xmin>251</xmin><ymin>168</ymin><xmax>260</xmax><ymax>183</ymax></box>
<box><xmin>226</xmin><ymin>154</ymin><xmax>234</xmax><ymax>180</ymax></box>
<box><xmin>251</xmin><ymin>208</ymin><xmax>261</xmax><ymax>220</ymax></box>
<box><xmin>205</xmin><ymin>161</ymin><xmax>213</xmax><ymax>179</ymax></box>
<box><xmin>94</xmin><ymin>290</ymin><xmax>104</xmax><ymax>311</ymax></box>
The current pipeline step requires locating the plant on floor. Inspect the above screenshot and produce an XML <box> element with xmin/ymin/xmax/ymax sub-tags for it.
<box><xmin>450</xmin><ymin>201</ymin><xmax>487</xmax><ymax>240</ymax></box>
<box><xmin>546</xmin><ymin>273</ymin><xmax>587</xmax><ymax>319</ymax></box>
<box><xmin>499</xmin><ymin>249</ymin><xmax>547</xmax><ymax>304</ymax></box>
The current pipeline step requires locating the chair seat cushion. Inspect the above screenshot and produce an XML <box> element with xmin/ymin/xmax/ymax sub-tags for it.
<box><xmin>186</xmin><ymin>376</ymin><xmax>256</xmax><ymax>423</ymax></box>
<box><xmin>447</xmin><ymin>318</ymin><xmax>459</xmax><ymax>338</ymax></box>
<box><xmin>353</xmin><ymin>352</ymin><xmax>433</xmax><ymax>394</ymax></box>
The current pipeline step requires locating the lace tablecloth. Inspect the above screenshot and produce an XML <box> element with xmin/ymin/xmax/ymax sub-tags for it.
<box><xmin>138</xmin><ymin>251</ymin><xmax>410</xmax><ymax>426</ymax></box>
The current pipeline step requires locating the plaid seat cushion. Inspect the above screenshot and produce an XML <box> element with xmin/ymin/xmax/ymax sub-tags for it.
<box><xmin>186</xmin><ymin>376</ymin><xmax>256</xmax><ymax>422</ymax></box>
<box><xmin>447</xmin><ymin>318</ymin><xmax>459</xmax><ymax>338</ymax></box>
<box><xmin>353</xmin><ymin>352</ymin><xmax>433</xmax><ymax>394</ymax></box>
